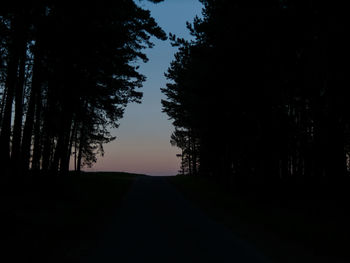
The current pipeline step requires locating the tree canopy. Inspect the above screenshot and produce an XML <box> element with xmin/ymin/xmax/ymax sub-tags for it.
<box><xmin>162</xmin><ymin>0</ymin><xmax>349</xmax><ymax>181</ymax></box>
<box><xmin>0</xmin><ymin>0</ymin><xmax>166</xmax><ymax>175</ymax></box>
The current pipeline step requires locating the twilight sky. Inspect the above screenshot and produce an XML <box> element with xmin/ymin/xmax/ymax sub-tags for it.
<box><xmin>84</xmin><ymin>0</ymin><xmax>203</xmax><ymax>175</ymax></box>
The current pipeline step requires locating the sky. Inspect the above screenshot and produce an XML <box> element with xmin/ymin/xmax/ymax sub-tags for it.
<box><xmin>84</xmin><ymin>0</ymin><xmax>203</xmax><ymax>176</ymax></box>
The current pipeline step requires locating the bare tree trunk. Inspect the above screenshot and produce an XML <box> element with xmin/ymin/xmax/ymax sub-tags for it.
<box><xmin>65</xmin><ymin>119</ymin><xmax>77</xmax><ymax>174</ymax></box>
<box><xmin>181</xmin><ymin>148</ymin><xmax>184</xmax><ymax>175</ymax></box>
<box><xmin>59</xmin><ymin>111</ymin><xmax>73</xmax><ymax>175</ymax></box>
<box><xmin>11</xmin><ymin>41</ymin><xmax>27</xmax><ymax>171</ymax></box>
<box><xmin>52</xmin><ymin>136</ymin><xmax>62</xmax><ymax>174</ymax></box>
<box><xmin>21</xmin><ymin>44</ymin><xmax>42</xmax><ymax>171</ymax></box>
<box><xmin>32</xmin><ymin>91</ymin><xmax>42</xmax><ymax>170</ymax></box>
<box><xmin>41</xmin><ymin>88</ymin><xmax>55</xmax><ymax>172</ymax></box>
<box><xmin>0</xmin><ymin>84</ymin><xmax>8</xmax><ymax>128</ymax></box>
<box><xmin>77</xmin><ymin>122</ymin><xmax>85</xmax><ymax>173</ymax></box>
<box><xmin>74</xmin><ymin>126</ymin><xmax>78</xmax><ymax>172</ymax></box>
<box><xmin>0</xmin><ymin>38</ymin><xmax>20</xmax><ymax>175</ymax></box>
<box><xmin>191</xmin><ymin>132</ymin><xmax>197</xmax><ymax>176</ymax></box>
<box><xmin>42</xmin><ymin>136</ymin><xmax>53</xmax><ymax>172</ymax></box>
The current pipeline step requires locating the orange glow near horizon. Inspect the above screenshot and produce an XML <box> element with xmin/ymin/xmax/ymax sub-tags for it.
<box><xmin>83</xmin><ymin>137</ymin><xmax>181</xmax><ymax>176</ymax></box>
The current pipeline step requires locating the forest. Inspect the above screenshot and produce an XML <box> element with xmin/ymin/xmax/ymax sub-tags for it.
<box><xmin>162</xmin><ymin>0</ymin><xmax>349</xmax><ymax>183</ymax></box>
<box><xmin>0</xmin><ymin>0</ymin><xmax>166</xmax><ymax>176</ymax></box>
<box><xmin>1</xmin><ymin>1</ymin><xmax>349</xmax><ymax>261</ymax></box>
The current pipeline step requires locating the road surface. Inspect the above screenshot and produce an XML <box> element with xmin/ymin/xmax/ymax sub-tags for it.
<box><xmin>84</xmin><ymin>176</ymin><xmax>271</xmax><ymax>263</ymax></box>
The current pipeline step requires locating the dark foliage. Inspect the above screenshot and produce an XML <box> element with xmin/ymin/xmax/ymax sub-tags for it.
<box><xmin>0</xmin><ymin>0</ymin><xmax>166</xmax><ymax>175</ymax></box>
<box><xmin>162</xmin><ymin>0</ymin><xmax>349</xmax><ymax>182</ymax></box>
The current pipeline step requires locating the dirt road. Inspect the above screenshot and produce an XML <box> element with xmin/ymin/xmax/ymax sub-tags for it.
<box><xmin>84</xmin><ymin>176</ymin><xmax>270</xmax><ymax>263</ymax></box>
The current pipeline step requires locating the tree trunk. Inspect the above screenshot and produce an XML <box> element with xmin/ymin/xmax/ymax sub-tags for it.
<box><xmin>21</xmin><ymin>44</ymin><xmax>42</xmax><ymax>171</ymax></box>
<box><xmin>59</xmin><ymin>111</ymin><xmax>73</xmax><ymax>175</ymax></box>
<box><xmin>191</xmin><ymin>133</ymin><xmax>197</xmax><ymax>176</ymax></box>
<box><xmin>41</xmin><ymin>135</ymin><xmax>53</xmax><ymax>172</ymax></box>
<box><xmin>0</xmin><ymin>83</ymin><xmax>8</xmax><ymax>128</ymax></box>
<box><xmin>0</xmin><ymin>37</ymin><xmax>20</xmax><ymax>175</ymax></box>
<box><xmin>41</xmin><ymin>89</ymin><xmax>55</xmax><ymax>172</ymax></box>
<box><xmin>77</xmin><ymin>122</ymin><xmax>85</xmax><ymax>173</ymax></box>
<box><xmin>66</xmin><ymin>119</ymin><xmax>77</xmax><ymax>173</ymax></box>
<box><xmin>11</xmin><ymin>41</ymin><xmax>27</xmax><ymax>171</ymax></box>
<box><xmin>51</xmin><ymin>133</ymin><xmax>62</xmax><ymax>174</ymax></box>
<box><xmin>74</xmin><ymin>126</ymin><xmax>78</xmax><ymax>171</ymax></box>
<box><xmin>32</xmin><ymin>91</ymin><xmax>43</xmax><ymax>170</ymax></box>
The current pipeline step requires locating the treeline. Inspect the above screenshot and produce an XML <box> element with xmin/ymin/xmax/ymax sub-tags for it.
<box><xmin>0</xmin><ymin>0</ymin><xmax>166</xmax><ymax>176</ymax></box>
<box><xmin>162</xmin><ymin>0</ymin><xmax>349</xmax><ymax>182</ymax></box>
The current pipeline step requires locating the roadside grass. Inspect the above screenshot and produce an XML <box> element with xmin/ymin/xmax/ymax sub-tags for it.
<box><xmin>170</xmin><ymin>175</ymin><xmax>350</xmax><ymax>263</ymax></box>
<box><xmin>1</xmin><ymin>172</ymin><xmax>140</xmax><ymax>262</ymax></box>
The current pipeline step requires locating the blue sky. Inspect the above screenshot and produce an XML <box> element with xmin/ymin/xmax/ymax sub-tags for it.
<box><xmin>84</xmin><ymin>0</ymin><xmax>203</xmax><ymax>175</ymax></box>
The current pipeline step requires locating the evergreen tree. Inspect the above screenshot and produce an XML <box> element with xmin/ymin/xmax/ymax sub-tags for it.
<box><xmin>0</xmin><ymin>0</ymin><xmax>166</xmax><ymax>176</ymax></box>
<box><xmin>162</xmin><ymin>0</ymin><xmax>348</xmax><ymax>182</ymax></box>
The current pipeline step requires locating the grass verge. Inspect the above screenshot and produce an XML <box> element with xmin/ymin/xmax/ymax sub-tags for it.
<box><xmin>169</xmin><ymin>175</ymin><xmax>350</xmax><ymax>263</ymax></box>
<box><xmin>1</xmin><ymin>172</ymin><xmax>139</xmax><ymax>262</ymax></box>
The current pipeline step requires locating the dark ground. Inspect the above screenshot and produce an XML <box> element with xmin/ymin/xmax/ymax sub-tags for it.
<box><xmin>171</xmin><ymin>175</ymin><xmax>350</xmax><ymax>263</ymax></box>
<box><xmin>83</xmin><ymin>176</ymin><xmax>270</xmax><ymax>263</ymax></box>
<box><xmin>2</xmin><ymin>173</ymin><xmax>270</xmax><ymax>263</ymax></box>
<box><xmin>3</xmin><ymin>173</ymin><xmax>349</xmax><ymax>262</ymax></box>
<box><xmin>1</xmin><ymin>172</ymin><xmax>136</xmax><ymax>262</ymax></box>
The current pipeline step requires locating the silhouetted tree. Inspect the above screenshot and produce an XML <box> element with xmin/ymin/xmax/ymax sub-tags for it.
<box><xmin>162</xmin><ymin>0</ymin><xmax>348</xmax><ymax>183</ymax></box>
<box><xmin>0</xmin><ymin>0</ymin><xmax>166</xmax><ymax>176</ymax></box>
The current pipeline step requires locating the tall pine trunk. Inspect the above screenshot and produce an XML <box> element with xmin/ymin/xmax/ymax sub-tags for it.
<box><xmin>32</xmin><ymin>91</ymin><xmax>43</xmax><ymax>170</ymax></box>
<box><xmin>41</xmin><ymin>85</ymin><xmax>55</xmax><ymax>172</ymax></box>
<box><xmin>0</xmin><ymin>23</ymin><xmax>21</xmax><ymax>175</ymax></box>
<box><xmin>11</xmin><ymin>41</ymin><xmax>27</xmax><ymax>171</ymax></box>
<box><xmin>77</xmin><ymin>122</ymin><xmax>85</xmax><ymax>173</ymax></box>
<box><xmin>64</xmin><ymin>118</ymin><xmax>77</xmax><ymax>174</ymax></box>
<box><xmin>191</xmin><ymin>132</ymin><xmax>197</xmax><ymax>176</ymax></box>
<box><xmin>59</xmin><ymin>111</ymin><xmax>73</xmax><ymax>175</ymax></box>
<box><xmin>0</xmin><ymin>84</ymin><xmax>8</xmax><ymax>128</ymax></box>
<box><xmin>21</xmin><ymin>43</ymin><xmax>42</xmax><ymax>171</ymax></box>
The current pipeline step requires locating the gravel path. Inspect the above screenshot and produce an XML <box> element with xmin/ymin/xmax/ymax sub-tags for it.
<box><xmin>85</xmin><ymin>176</ymin><xmax>271</xmax><ymax>263</ymax></box>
